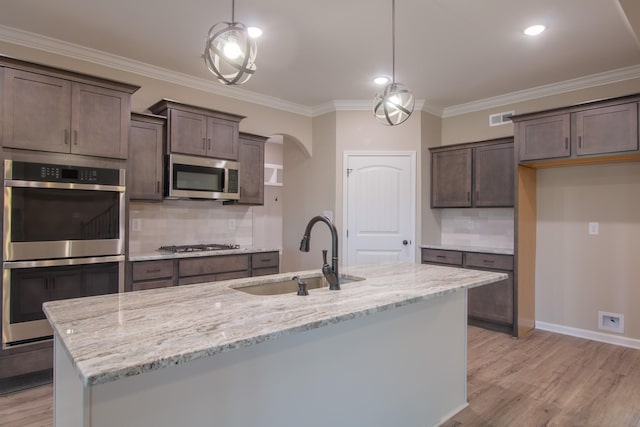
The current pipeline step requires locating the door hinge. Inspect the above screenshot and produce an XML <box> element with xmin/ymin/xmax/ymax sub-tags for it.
<box><xmin>346</xmin><ymin>229</ymin><xmax>349</xmax><ymax>238</ymax></box>
<box><xmin>346</xmin><ymin>168</ymin><xmax>353</xmax><ymax>177</ymax></box>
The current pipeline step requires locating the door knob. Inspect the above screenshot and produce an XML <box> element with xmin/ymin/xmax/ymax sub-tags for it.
<box><xmin>402</xmin><ymin>240</ymin><xmax>409</xmax><ymax>245</ymax></box>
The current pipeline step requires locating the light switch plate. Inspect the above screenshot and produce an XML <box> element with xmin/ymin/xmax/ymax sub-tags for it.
<box><xmin>588</xmin><ymin>222</ymin><xmax>599</xmax><ymax>235</ymax></box>
<box><xmin>132</xmin><ymin>219</ymin><xmax>142</xmax><ymax>232</ymax></box>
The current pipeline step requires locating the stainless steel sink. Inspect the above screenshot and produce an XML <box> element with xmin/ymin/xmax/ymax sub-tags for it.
<box><xmin>232</xmin><ymin>275</ymin><xmax>364</xmax><ymax>296</ymax></box>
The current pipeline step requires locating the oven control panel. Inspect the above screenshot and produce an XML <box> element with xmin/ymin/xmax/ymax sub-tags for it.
<box><xmin>9</xmin><ymin>161</ymin><xmax>122</xmax><ymax>185</ymax></box>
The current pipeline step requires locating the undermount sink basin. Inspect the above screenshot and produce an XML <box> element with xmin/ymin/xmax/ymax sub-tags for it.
<box><xmin>232</xmin><ymin>275</ymin><xmax>364</xmax><ymax>296</ymax></box>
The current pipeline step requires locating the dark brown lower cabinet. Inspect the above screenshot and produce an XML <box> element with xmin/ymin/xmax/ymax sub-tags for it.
<box><xmin>128</xmin><ymin>251</ymin><xmax>280</xmax><ymax>291</ymax></box>
<box><xmin>421</xmin><ymin>248</ymin><xmax>515</xmax><ymax>335</ymax></box>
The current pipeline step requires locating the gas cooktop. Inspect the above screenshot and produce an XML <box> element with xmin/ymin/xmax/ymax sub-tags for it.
<box><xmin>158</xmin><ymin>243</ymin><xmax>241</xmax><ymax>253</ymax></box>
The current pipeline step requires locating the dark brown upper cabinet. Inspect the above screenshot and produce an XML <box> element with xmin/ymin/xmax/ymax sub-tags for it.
<box><xmin>513</xmin><ymin>96</ymin><xmax>640</xmax><ymax>165</ymax></box>
<box><xmin>129</xmin><ymin>113</ymin><xmax>165</xmax><ymax>201</ymax></box>
<box><xmin>574</xmin><ymin>103</ymin><xmax>638</xmax><ymax>156</ymax></box>
<box><xmin>236</xmin><ymin>132</ymin><xmax>267</xmax><ymax>205</ymax></box>
<box><xmin>431</xmin><ymin>138</ymin><xmax>514</xmax><ymax>208</ymax></box>
<box><xmin>517</xmin><ymin>114</ymin><xmax>570</xmax><ymax>161</ymax></box>
<box><xmin>1</xmin><ymin>58</ymin><xmax>138</xmax><ymax>159</ymax></box>
<box><xmin>149</xmin><ymin>99</ymin><xmax>244</xmax><ymax>160</ymax></box>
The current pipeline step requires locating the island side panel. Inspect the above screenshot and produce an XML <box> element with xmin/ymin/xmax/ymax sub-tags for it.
<box><xmin>54</xmin><ymin>334</ymin><xmax>90</xmax><ymax>427</ymax></box>
<box><xmin>85</xmin><ymin>291</ymin><xmax>467</xmax><ymax>427</ymax></box>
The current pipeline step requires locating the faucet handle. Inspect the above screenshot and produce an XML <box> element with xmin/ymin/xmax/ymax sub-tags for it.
<box><xmin>292</xmin><ymin>276</ymin><xmax>309</xmax><ymax>296</ymax></box>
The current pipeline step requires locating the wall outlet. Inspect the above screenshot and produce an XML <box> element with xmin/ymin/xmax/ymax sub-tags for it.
<box><xmin>132</xmin><ymin>219</ymin><xmax>142</xmax><ymax>232</ymax></box>
<box><xmin>228</xmin><ymin>219</ymin><xmax>237</xmax><ymax>231</ymax></box>
<box><xmin>588</xmin><ymin>222</ymin><xmax>599</xmax><ymax>235</ymax></box>
<box><xmin>598</xmin><ymin>311</ymin><xmax>624</xmax><ymax>334</ymax></box>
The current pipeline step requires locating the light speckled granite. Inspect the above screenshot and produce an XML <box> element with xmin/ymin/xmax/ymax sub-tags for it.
<box><xmin>420</xmin><ymin>244</ymin><xmax>514</xmax><ymax>255</ymax></box>
<box><xmin>128</xmin><ymin>247</ymin><xmax>281</xmax><ymax>261</ymax></box>
<box><xmin>43</xmin><ymin>263</ymin><xmax>506</xmax><ymax>387</ymax></box>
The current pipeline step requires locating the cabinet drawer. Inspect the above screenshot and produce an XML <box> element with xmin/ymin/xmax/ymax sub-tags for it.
<box><xmin>251</xmin><ymin>252</ymin><xmax>279</xmax><ymax>269</ymax></box>
<box><xmin>464</xmin><ymin>253</ymin><xmax>513</xmax><ymax>271</ymax></box>
<box><xmin>421</xmin><ymin>249</ymin><xmax>463</xmax><ymax>266</ymax></box>
<box><xmin>468</xmin><ymin>273</ymin><xmax>514</xmax><ymax>325</ymax></box>
<box><xmin>252</xmin><ymin>267</ymin><xmax>280</xmax><ymax>277</ymax></box>
<box><xmin>131</xmin><ymin>279</ymin><xmax>174</xmax><ymax>291</ymax></box>
<box><xmin>179</xmin><ymin>254</ymin><xmax>249</xmax><ymax>277</ymax></box>
<box><xmin>132</xmin><ymin>260</ymin><xmax>174</xmax><ymax>281</ymax></box>
<box><xmin>217</xmin><ymin>270</ymin><xmax>251</xmax><ymax>281</ymax></box>
<box><xmin>178</xmin><ymin>274</ymin><xmax>217</xmax><ymax>286</ymax></box>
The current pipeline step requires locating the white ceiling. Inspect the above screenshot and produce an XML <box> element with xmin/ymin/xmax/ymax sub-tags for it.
<box><xmin>1</xmin><ymin>0</ymin><xmax>639</xmax><ymax>115</ymax></box>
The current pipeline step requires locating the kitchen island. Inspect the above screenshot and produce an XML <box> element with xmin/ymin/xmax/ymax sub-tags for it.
<box><xmin>44</xmin><ymin>262</ymin><xmax>506</xmax><ymax>427</ymax></box>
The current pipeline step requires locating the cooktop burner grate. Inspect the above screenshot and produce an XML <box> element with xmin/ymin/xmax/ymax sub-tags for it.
<box><xmin>158</xmin><ymin>243</ymin><xmax>240</xmax><ymax>253</ymax></box>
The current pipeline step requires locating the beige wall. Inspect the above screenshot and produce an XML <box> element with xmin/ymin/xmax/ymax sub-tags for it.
<box><xmin>334</xmin><ymin>110</ymin><xmax>423</xmax><ymax>262</ymax></box>
<box><xmin>281</xmin><ymin>113</ymin><xmax>336</xmax><ymax>273</ymax></box>
<box><xmin>441</xmin><ymin>79</ymin><xmax>640</xmax><ymax>340</ymax></box>
<box><xmin>420</xmin><ymin>111</ymin><xmax>442</xmax><ymax>246</ymax></box>
<box><xmin>535</xmin><ymin>163</ymin><xmax>640</xmax><ymax>338</ymax></box>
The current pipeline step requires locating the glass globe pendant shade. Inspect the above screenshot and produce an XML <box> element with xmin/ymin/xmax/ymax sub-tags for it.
<box><xmin>204</xmin><ymin>21</ymin><xmax>257</xmax><ymax>85</ymax></box>
<box><xmin>373</xmin><ymin>82</ymin><xmax>415</xmax><ymax>126</ymax></box>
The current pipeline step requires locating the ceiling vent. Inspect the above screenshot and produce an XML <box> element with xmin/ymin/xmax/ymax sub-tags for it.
<box><xmin>489</xmin><ymin>111</ymin><xmax>515</xmax><ymax>127</ymax></box>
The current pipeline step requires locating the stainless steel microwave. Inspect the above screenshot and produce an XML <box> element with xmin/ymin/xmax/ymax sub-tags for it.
<box><xmin>166</xmin><ymin>153</ymin><xmax>240</xmax><ymax>200</ymax></box>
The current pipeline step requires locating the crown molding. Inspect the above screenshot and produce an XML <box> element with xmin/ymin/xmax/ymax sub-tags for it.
<box><xmin>442</xmin><ymin>64</ymin><xmax>640</xmax><ymax>118</ymax></box>
<box><xmin>0</xmin><ymin>25</ymin><xmax>314</xmax><ymax>117</ymax></box>
<box><xmin>2</xmin><ymin>25</ymin><xmax>639</xmax><ymax>120</ymax></box>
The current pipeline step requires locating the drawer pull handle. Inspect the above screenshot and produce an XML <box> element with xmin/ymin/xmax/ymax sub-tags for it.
<box><xmin>146</xmin><ymin>268</ymin><xmax>161</xmax><ymax>273</ymax></box>
<box><xmin>260</xmin><ymin>259</ymin><xmax>271</xmax><ymax>263</ymax></box>
<box><xmin>436</xmin><ymin>255</ymin><xmax>446</xmax><ymax>259</ymax></box>
<box><xmin>482</xmin><ymin>259</ymin><xmax>495</xmax><ymax>264</ymax></box>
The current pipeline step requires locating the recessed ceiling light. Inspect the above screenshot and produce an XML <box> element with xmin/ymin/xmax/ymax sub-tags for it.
<box><xmin>524</xmin><ymin>24</ymin><xmax>546</xmax><ymax>36</ymax></box>
<box><xmin>374</xmin><ymin>76</ymin><xmax>390</xmax><ymax>85</ymax></box>
<box><xmin>247</xmin><ymin>27</ymin><xmax>263</xmax><ymax>38</ymax></box>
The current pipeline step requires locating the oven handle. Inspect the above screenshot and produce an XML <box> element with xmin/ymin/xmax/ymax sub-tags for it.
<box><xmin>4</xmin><ymin>180</ymin><xmax>125</xmax><ymax>192</ymax></box>
<box><xmin>3</xmin><ymin>255</ymin><xmax>125</xmax><ymax>269</ymax></box>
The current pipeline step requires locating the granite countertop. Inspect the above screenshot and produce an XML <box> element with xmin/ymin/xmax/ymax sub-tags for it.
<box><xmin>129</xmin><ymin>247</ymin><xmax>281</xmax><ymax>262</ymax></box>
<box><xmin>43</xmin><ymin>263</ymin><xmax>506</xmax><ymax>387</ymax></box>
<box><xmin>420</xmin><ymin>244</ymin><xmax>514</xmax><ymax>256</ymax></box>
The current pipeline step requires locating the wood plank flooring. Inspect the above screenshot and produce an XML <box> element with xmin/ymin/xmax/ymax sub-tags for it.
<box><xmin>1</xmin><ymin>326</ymin><xmax>639</xmax><ymax>426</ymax></box>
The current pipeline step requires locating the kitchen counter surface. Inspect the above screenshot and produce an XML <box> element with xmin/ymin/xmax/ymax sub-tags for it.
<box><xmin>43</xmin><ymin>262</ymin><xmax>506</xmax><ymax>387</ymax></box>
<box><xmin>420</xmin><ymin>244</ymin><xmax>514</xmax><ymax>256</ymax></box>
<box><xmin>128</xmin><ymin>247</ymin><xmax>280</xmax><ymax>261</ymax></box>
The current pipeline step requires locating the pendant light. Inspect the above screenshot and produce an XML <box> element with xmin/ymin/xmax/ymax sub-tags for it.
<box><xmin>204</xmin><ymin>0</ymin><xmax>257</xmax><ymax>85</ymax></box>
<box><xmin>373</xmin><ymin>0</ymin><xmax>415</xmax><ymax>126</ymax></box>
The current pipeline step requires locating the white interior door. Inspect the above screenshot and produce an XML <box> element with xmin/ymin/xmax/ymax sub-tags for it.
<box><xmin>344</xmin><ymin>152</ymin><xmax>415</xmax><ymax>266</ymax></box>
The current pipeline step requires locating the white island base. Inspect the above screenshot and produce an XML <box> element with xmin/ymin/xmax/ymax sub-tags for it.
<box><xmin>55</xmin><ymin>290</ymin><xmax>468</xmax><ymax>427</ymax></box>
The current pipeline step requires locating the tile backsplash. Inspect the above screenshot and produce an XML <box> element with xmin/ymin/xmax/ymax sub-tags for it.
<box><xmin>129</xmin><ymin>200</ymin><xmax>253</xmax><ymax>254</ymax></box>
<box><xmin>440</xmin><ymin>208</ymin><xmax>514</xmax><ymax>250</ymax></box>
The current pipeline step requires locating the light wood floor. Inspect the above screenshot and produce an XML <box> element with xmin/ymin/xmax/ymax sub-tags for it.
<box><xmin>1</xmin><ymin>327</ymin><xmax>640</xmax><ymax>427</ymax></box>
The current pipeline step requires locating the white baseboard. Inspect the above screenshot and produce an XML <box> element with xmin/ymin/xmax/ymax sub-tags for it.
<box><xmin>536</xmin><ymin>321</ymin><xmax>640</xmax><ymax>350</ymax></box>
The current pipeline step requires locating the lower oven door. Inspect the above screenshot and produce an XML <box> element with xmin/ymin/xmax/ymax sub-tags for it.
<box><xmin>2</xmin><ymin>255</ymin><xmax>124</xmax><ymax>349</ymax></box>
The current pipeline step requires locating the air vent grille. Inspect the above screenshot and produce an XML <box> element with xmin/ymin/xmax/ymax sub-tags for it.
<box><xmin>489</xmin><ymin>111</ymin><xmax>515</xmax><ymax>127</ymax></box>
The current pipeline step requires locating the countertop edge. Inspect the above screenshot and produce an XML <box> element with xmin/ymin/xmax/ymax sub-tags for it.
<box><xmin>128</xmin><ymin>247</ymin><xmax>281</xmax><ymax>261</ymax></box>
<box><xmin>420</xmin><ymin>244</ymin><xmax>514</xmax><ymax>256</ymax></box>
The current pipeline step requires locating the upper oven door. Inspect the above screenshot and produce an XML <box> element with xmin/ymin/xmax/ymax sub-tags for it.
<box><xmin>4</xmin><ymin>181</ymin><xmax>125</xmax><ymax>261</ymax></box>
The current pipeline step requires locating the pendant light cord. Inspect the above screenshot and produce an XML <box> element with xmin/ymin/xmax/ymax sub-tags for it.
<box><xmin>231</xmin><ymin>0</ymin><xmax>236</xmax><ymax>23</ymax></box>
<box><xmin>391</xmin><ymin>0</ymin><xmax>396</xmax><ymax>84</ymax></box>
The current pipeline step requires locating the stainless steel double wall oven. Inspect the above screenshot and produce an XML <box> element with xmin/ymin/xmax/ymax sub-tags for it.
<box><xmin>2</xmin><ymin>157</ymin><xmax>125</xmax><ymax>348</ymax></box>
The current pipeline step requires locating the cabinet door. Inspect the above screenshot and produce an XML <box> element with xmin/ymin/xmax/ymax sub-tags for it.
<box><xmin>474</xmin><ymin>143</ymin><xmax>514</xmax><ymax>207</ymax></box>
<box><xmin>206</xmin><ymin>116</ymin><xmax>239</xmax><ymax>160</ymax></box>
<box><xmin>517</xmin><ymin>114</ymin><xmax>570</xmax><ymax>161</ymax></box>
<box><xmin>575</xmin><ymin>103</ymin><xmax>638</xmax><ymax>156</ymax></box>
<box><xmin>129</xmin><ymin>118</ymin><xmax>164</xmax><ymax>200</ymax></box>
<box><xmin>431</xmin><ymin>149</ymin><xmax>472</xmax><ymax>208</ymax></box>
<box><xmin>237</xmin><ymin>137</ymin><xmax>264</xmax><ymax>205</ymax></box>
<box><xmin>169</xmin><ymin>109</ymin><xmax>207</xmax><ymax>156</ymax></box>
<box><xmin>2</xmin><ymin>68</ymin><xmax>72</xmax><ymax>153</ymax></box>
<box><xmin>468</xmin><ymin>272</ymin><xmax>514</xmax><ymax>325</ymax></box>
<box><xmin>71</xmin><ymin>83</ymin><xmax>130</xmax><ymax>159</ymax></box>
